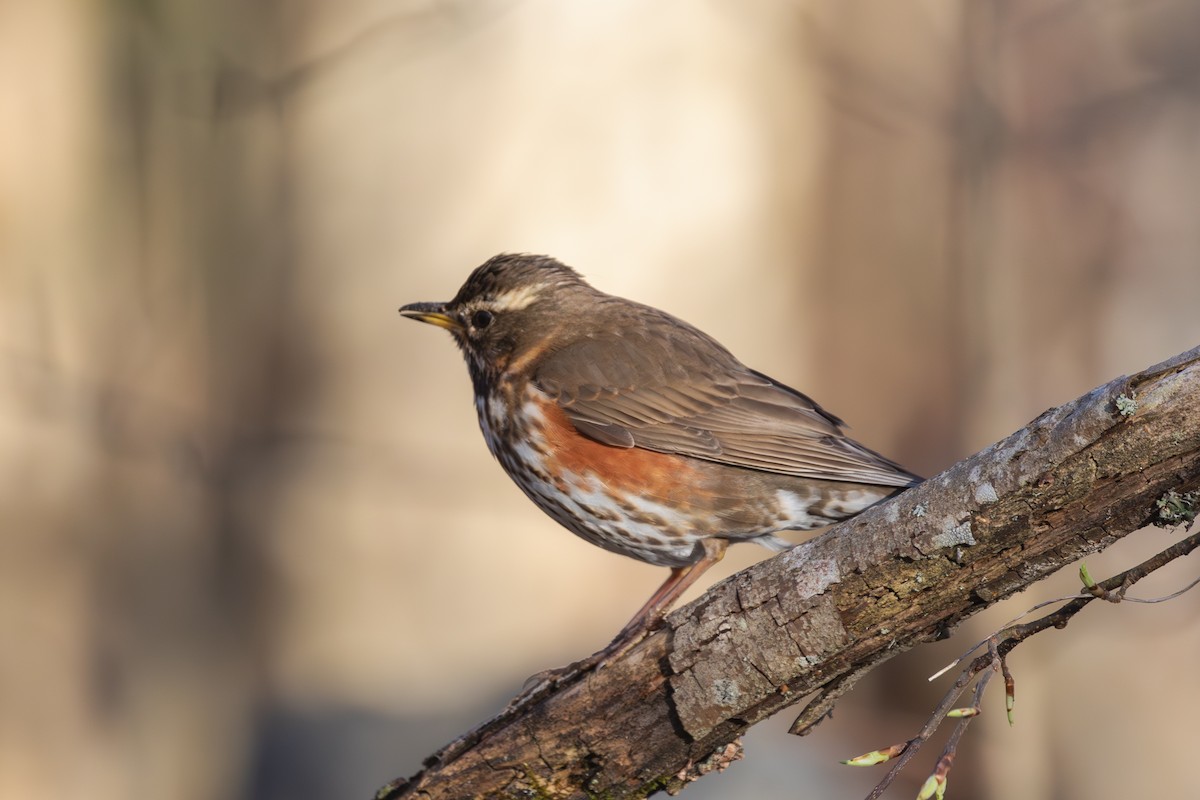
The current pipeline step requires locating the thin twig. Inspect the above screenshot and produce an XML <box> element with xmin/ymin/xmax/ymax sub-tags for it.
<box><xmin>864</xmin><ymin>643</ymin><xmax>993</xmax><ymax>800</ymax></box>
<box><xmin>997</xmin><ymin>526</ymin><xmax>1200</xmax><ymax>654</ymax></box>
<box><xmin>924</xmin><ymin>666</ymin><xmax>994</xmax><ymax>796</ymax></box>
<box><xmin>1118</xmin><ymin>573</ymin><xmax>1200</xmax><ymax>604</ymax></box>
<box><xmin>865</xmin><ymin>525</ymin><xmax>1200</xmax><ymax>799</ymax></box>
<box><xmin>927</xmin><ymin>594</ymin><xmax>1088</xmax><ymax>682</ymax></box>
<box><xmin>930</xmin><ymin>530</ymin><xmax>1200</xmax><ymax>682</ymax></box>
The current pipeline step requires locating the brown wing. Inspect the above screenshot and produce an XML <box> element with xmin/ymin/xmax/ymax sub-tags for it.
<box><xmin>533</xmin><ymin>315</ymin><xmax>919</xmax><ymax>488</ymax></box>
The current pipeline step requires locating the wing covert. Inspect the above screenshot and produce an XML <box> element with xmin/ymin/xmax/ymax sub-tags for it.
<box><xmin>534</xmin><ymin>320</ymin><xmax>917</xmax><ymax>488</ymax></box>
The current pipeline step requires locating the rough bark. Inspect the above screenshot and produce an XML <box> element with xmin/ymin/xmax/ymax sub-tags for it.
<box><xmin>379</xmin><ymin>345</ymin><xmax>1200</xmax><ymax>800</ymax></box>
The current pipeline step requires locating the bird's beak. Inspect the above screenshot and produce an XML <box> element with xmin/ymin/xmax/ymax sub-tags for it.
<box><xmin>399</xmin><ymin>301</ymin><xmax>462</xmax><ymax>331</ymax></box>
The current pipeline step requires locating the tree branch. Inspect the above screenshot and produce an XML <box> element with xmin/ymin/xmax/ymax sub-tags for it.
<box><xmin>863</xmin><ymin>524</ymin><xmax>1200</xmax><ymax>799</ymax></box>
<box><xmin>378</xmin><ymin>345</ymin><xmax>1200</xmax><ymax>799</ymax></box>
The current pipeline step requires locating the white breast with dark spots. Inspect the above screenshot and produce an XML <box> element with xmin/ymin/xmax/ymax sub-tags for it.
<box><xmin>474</xmin><ymin>389</ymin><xmax>706</xmax><ymax>567</ymax></box>
<box><xmin>472</xmin><ymin>386</ymin><xmax>889</xmax><ymax>567</ymax></box>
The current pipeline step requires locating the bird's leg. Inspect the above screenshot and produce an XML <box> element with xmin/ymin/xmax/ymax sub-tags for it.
<box><xmin>593</xmin><ymin>537</ymin><xmax>729</xmax><ymax>666</ymax></box>
<box><xmin>509</xmin><ymin>540</ymin><xmax>727</xmax><ymax>710</ymax></box>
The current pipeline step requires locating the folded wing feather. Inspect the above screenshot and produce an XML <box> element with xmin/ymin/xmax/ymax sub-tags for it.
<box><xmin>534</xmin><ymin>319</ymin><xmax>918</xmax><ymax>488</ymax></box>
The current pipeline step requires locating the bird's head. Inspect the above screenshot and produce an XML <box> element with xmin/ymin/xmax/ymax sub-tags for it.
<box><xmin>400</xmin><ymin>253</ymin><xmax>593</xmax><ymax>384</ymax></box>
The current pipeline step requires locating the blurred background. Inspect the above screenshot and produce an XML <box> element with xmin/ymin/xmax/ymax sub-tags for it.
<box><xmin>3</xmin><ymin>1</ymin><xmax>1200</xmax><ymax>798</ymax></box>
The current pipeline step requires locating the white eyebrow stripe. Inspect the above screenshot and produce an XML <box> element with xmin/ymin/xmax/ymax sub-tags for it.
<box><xmin>488</xmin><ymin>285</ymin><xmax>542</xmax><ymax>312</ymax></box>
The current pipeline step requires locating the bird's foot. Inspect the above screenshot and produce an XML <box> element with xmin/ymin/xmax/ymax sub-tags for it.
<box><xmin>503</xmin><ymin>625</ymin><xmax>652</xmax><ymax>713</ymax></box>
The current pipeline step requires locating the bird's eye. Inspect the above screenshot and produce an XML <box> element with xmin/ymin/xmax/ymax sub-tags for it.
<box><xmin>471</xmin><ymin>309</ymin><xmax>494</xmax><ymax>330</ymax></box>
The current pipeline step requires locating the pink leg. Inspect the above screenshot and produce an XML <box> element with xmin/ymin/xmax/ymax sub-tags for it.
<box><xmin>599</xmin><ymin>538</ymin><xmax>728</xmax><ymax>660</ymax></box>
<box><xmin>509</xmin><ymin>539</ymin><xmax>727</xmax><ymax>707</ymax></box>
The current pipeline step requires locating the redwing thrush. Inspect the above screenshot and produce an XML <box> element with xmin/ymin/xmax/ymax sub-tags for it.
<box><xmin>401</xmin><ymin>254</ymin><xmax>919</xmax><ymax>667</ymax></box>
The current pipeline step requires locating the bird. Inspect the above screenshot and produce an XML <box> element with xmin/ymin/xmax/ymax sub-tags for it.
<box><xmin>400</xmin><ymin>253</ymin><xmax>919</xmax><ymax>672</ymax></box>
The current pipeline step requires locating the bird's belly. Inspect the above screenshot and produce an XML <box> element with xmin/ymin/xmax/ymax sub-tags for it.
<box><xmin>474</xmin><ymin>389</ymin><xmax>831</xmax><ymax>567</ymax></box>
<box><xmin>477</xmin><ymin>391</ymin><xmax>720</xmax><ymax>566</ymax></box>
<box><xmin>514</xmin><ymin>467</ymin><xmax>710</xmax><ymax>567</ymax></box>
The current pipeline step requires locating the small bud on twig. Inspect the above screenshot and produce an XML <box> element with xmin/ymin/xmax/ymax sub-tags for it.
<box><xmin>841</xmin><ymin>743</ymin><xmax>907</xmax><ymax>767</ymax></box>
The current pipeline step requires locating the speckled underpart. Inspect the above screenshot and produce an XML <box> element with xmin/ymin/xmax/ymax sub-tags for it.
<box><xmin>476</xmin><ymin>379</ymin><xmax>895</xmax><ymax>568</ymax></box>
